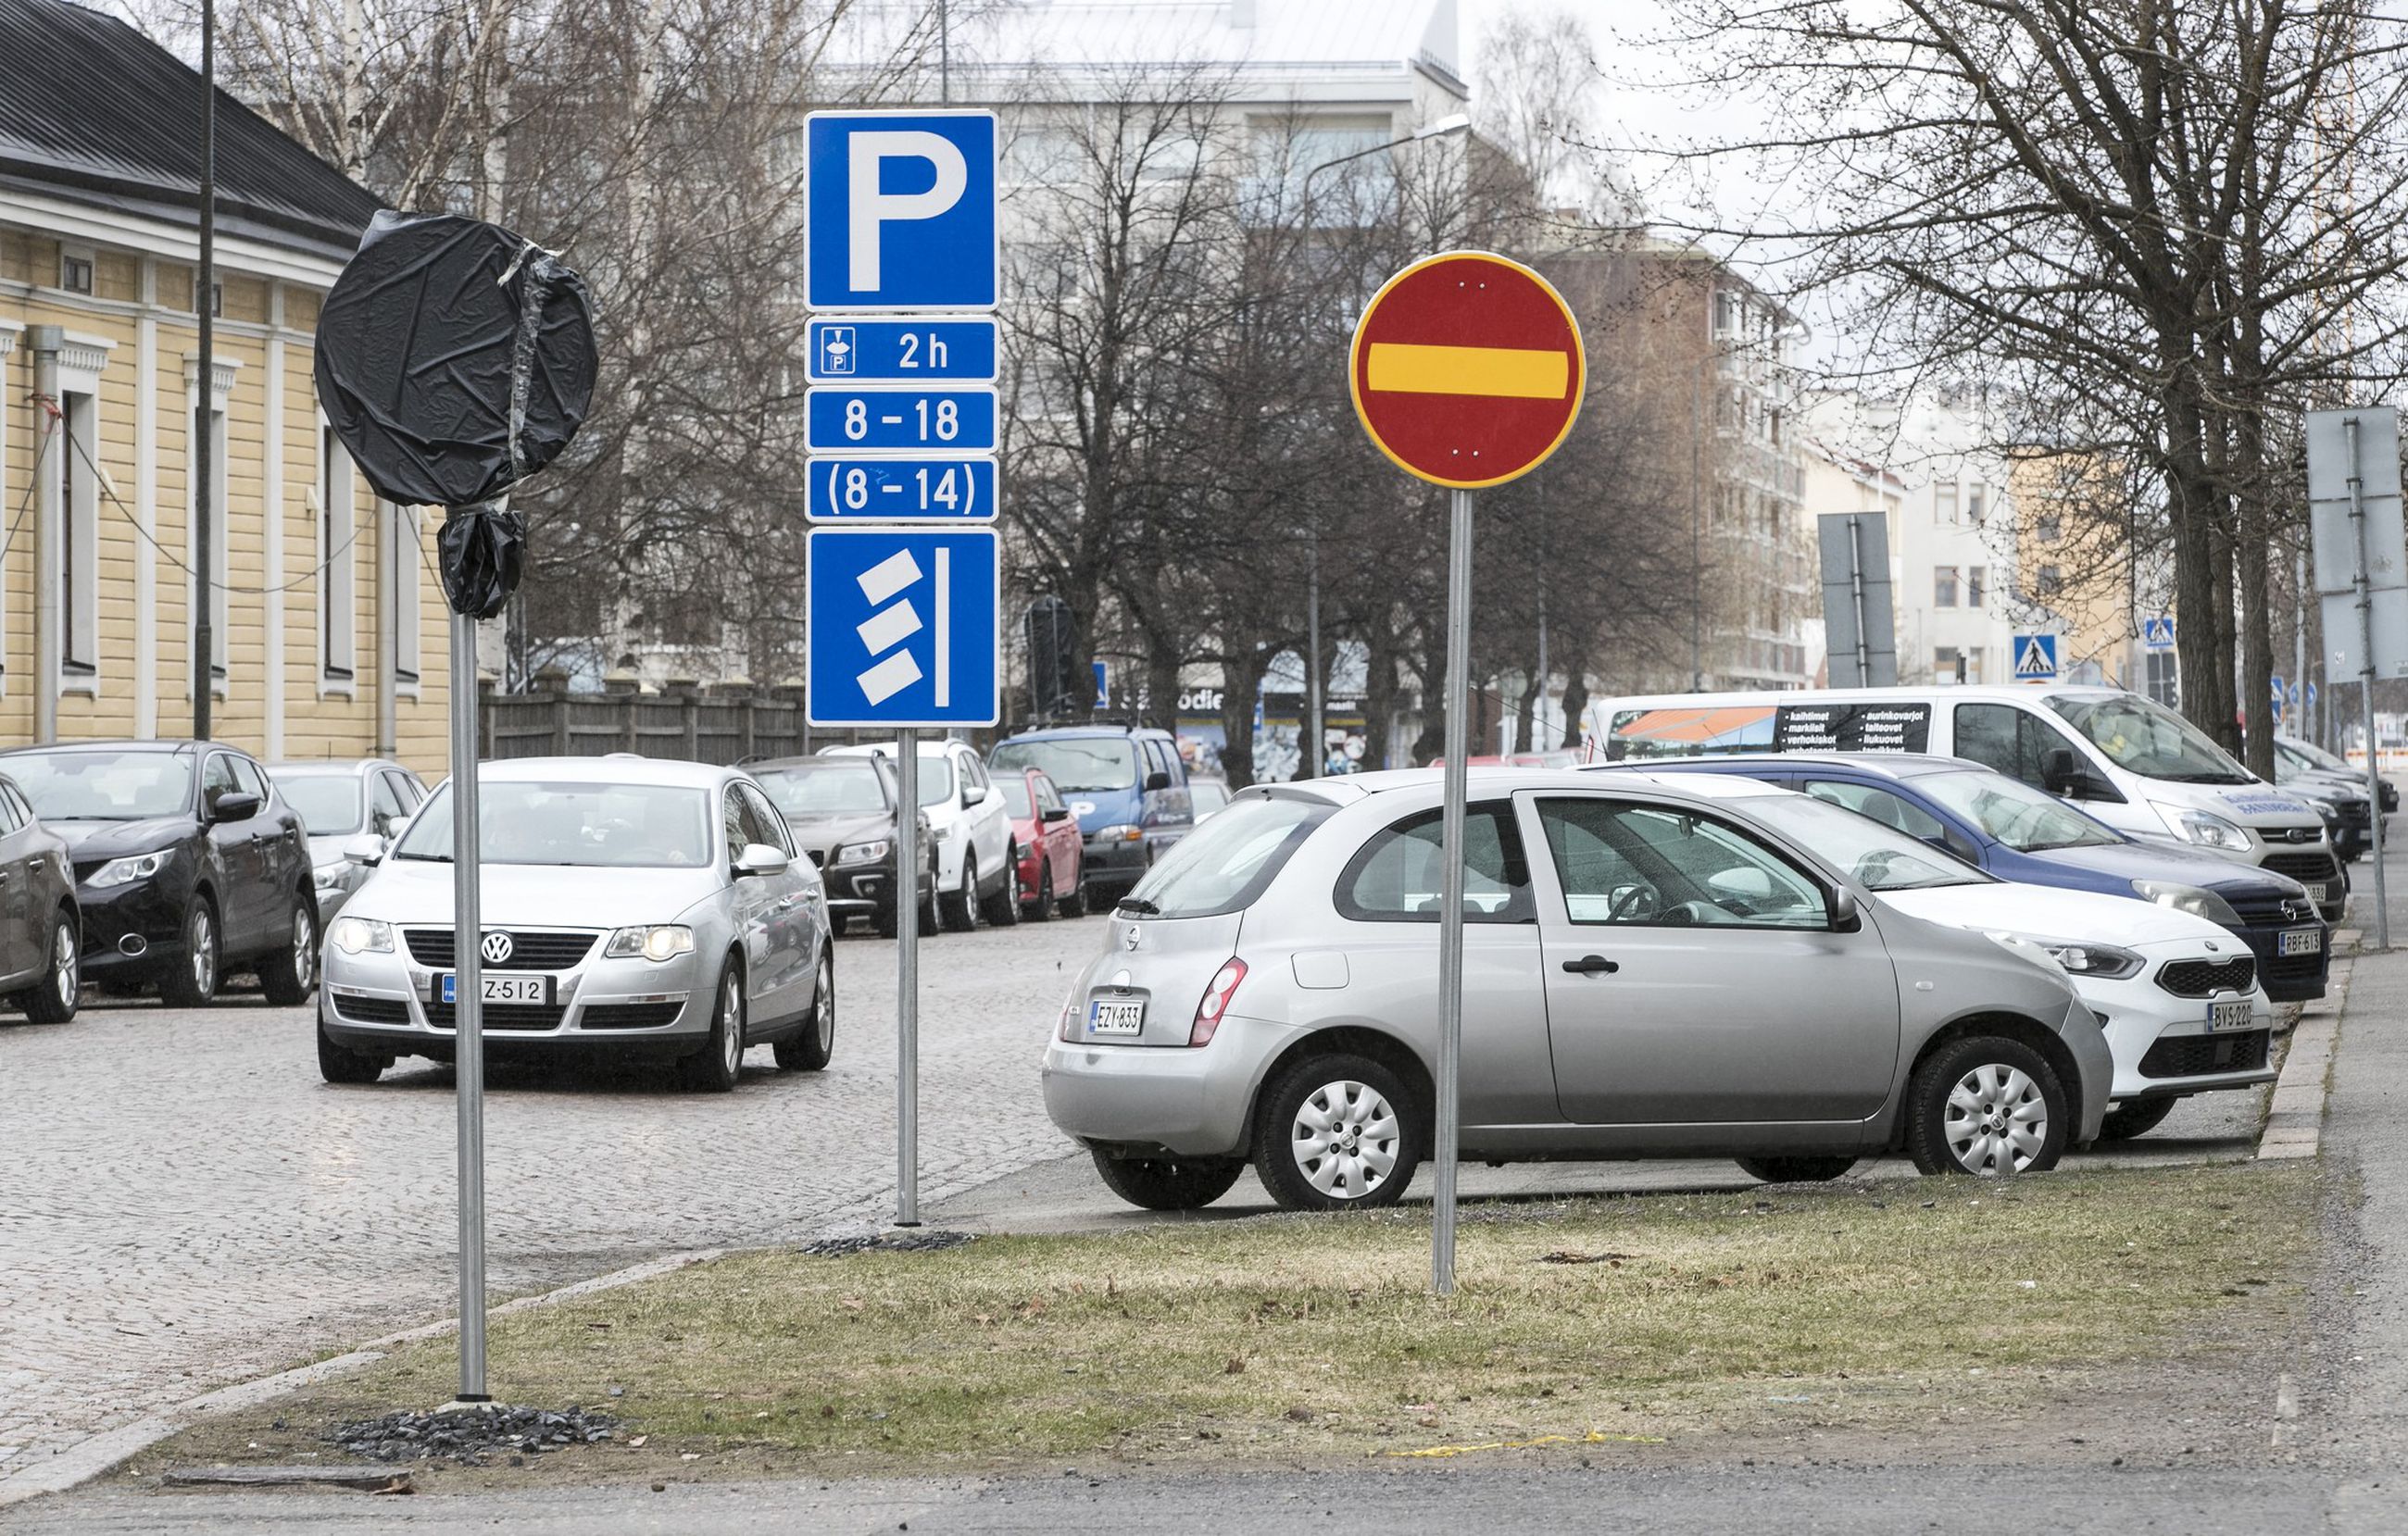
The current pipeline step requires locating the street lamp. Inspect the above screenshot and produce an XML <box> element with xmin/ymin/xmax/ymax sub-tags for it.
<box><xmin>1296</xmin><ymin>112</ymin><xmax>1474</xmax><ymax>776</ymax></box>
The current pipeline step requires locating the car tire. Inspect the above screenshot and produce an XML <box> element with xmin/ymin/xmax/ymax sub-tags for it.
<box><xmin>260</xmin><ymin>895</ymin><xmax>319</xmax><ymax>1007</ymax></box>
<box><xmin>983</xmin><ymin>848</ymin><xmax>1021</xmax><ymax>927</ymax></box>
<box><xmin>1057</xmin><ymin>875</ymin><xmax>1088</xmax><ymax>919</ymax></box>
<box><xmin>158</xmin><ymin>897</ymin><xmax>219</xmax><ymax>1009</ymax></box>
<box><xmin>941</xmin><ymin>858</ymin><xmax>979</xmax><ymax>933</ymax></box>
<box><xmin>1903</xmin><ymin>1035</ymin><xmax>2069</xmax><ymax>1176</ymax></box>
<box><xmin>316</xmin><ymin>1019</ymin><xmax>385</xmax><ymax>1084</ymax></box>
<box><xmin>1022</xmin><ymin>859</ymin><xmax>1055</xmax><ymax>922</ymax></box>
<box><xmin>1090</xmin><ymin>1150</ymin><xmax>1244</xmax><ymax>1211</ymax></box>
<box><xmin>15</xmin><ymin>909</ymin><xmax>80</xmax><ymax>1025</ymax></box>
<box><xmin>679</xmin><ymin>956</ymin><xmax>747</xmax><ymax>1093</ymax></box>
<box><xmin>1735</xmin><ymin>1155</ymin><xmax>1860</xmax><ymax>1184</ymax></box>
<box><xmin>775</xmin><ymin>952</ymin><xmax>835</xmax><ymax>1072</ymax></box>
<box><xmin>919</xmin><ymin>877</ymin><xmax>943</xmax><ymax>937</ymax></box>
<box><xmin>1253</xmin><ymin>1052</ymin><xmax>1420</xmax><ymax>1212</ymax></box>
<box><xmin>2098</xmin><ymin>1096</ymin><xmax>2180</xmax><ymax>1141</ymax></box>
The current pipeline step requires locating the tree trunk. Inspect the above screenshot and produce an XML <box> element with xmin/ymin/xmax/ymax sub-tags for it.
<box><xmin>1557</xmin><ymin>646</ymin><xmax>1591</xmax><ymax>751</ymax></box>
<box><xmin>1219</xmin><ymin>649</ymin><xmax>1272</xmax><ymax>789</ymax></box>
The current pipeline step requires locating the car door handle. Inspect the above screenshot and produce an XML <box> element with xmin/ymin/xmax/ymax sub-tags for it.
<box><xmin>26</xmin><ymin>858</ymin><xmax>44</xmax><ymax>872</ymax></box>
<box><xmin>1561</xmin><ymin>955</ymin><xmax>1620</xmax><ymax>975</ymax></box>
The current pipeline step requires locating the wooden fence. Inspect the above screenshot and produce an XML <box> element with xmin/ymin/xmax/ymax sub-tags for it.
<box><xmin>479</xmin><ymin>675</ymin><xmax>831</xmax><ymax>765</ymax></box>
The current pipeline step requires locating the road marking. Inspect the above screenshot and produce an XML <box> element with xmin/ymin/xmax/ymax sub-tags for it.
<box><xmin>1365</xmin><ymin>342</ymin><xmax>1569</xmax><ymax>399</ymax></box>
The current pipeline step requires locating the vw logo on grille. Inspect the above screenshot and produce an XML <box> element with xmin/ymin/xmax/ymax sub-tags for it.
<box><xmin>480</xmin><ymin>931</ymin><xmax>515</xmax><ymax>965</ymax></box>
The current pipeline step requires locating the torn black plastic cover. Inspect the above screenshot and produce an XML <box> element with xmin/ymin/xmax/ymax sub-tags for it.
<box><xmin>313</xmin><ymin>210</ymin><xmax>597</xmax><ymax>510</ymax></box>
<box><xmin>437</xmin><ymin>506</ymin><xmax>526</xmax><ymax>621</ymax></box>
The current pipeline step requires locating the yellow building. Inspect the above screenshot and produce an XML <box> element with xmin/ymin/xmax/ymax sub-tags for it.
<box><xmin>0</xmin><ymin>0</ymin><xmax>447</xmax><ymax>774</ymax></box>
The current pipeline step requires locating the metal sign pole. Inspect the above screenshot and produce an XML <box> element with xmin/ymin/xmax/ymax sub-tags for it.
<box><xmin>449</xmin><ymin>603</ymin><xmax>489</xmax><ymax>1400</ymax></box>
<box><xmin>895</xmin><ymin>728</ymin><xmax>921</xmax><ymax>1226</ymax></box>
<box><xmin>1847</xmin><ymin>515</ymin><xmax>1871</xmax><ymax>684</ymax></box>
<box><xmin>2347</xmin><ymin>417</ymin><xmax>2390</xmax><ymax>951</ymax></box>
<box><xmin>1434</xmin><ymin>486</ymin><xmax>1474</xmax><ymax>1296</ymax></box>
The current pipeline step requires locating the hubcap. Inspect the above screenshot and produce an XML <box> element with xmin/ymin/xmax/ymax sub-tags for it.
<box><xmin>54</xmin><ymin>923</ymin><xmax>77</xmax><ymax>1006</ymax></box>
<box><xmin>1291</xmin><ymin>1080</ymin><xmax>1401</xmax><ymax>1200</ymax></box>
<box><xmin>721</xmin><ymin>971</ymin><xmax>745</xmax><ymax>1075</ymax></box>
<box><xmin>1944</xmin><ymin>1063</ymin><xmax>2048</xmax><ymax>1175</ymax></box>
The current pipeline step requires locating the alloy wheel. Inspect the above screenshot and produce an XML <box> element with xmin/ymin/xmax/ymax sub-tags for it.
<box><xmin>191</xmin><ymin>907</ymin><xmax>216</xmax><ymax>994</ymax></box>
<box><xmin>812</xmin><ymin>958</ymin><xmax>834</xmax><ymax>1052</ymax></box>
<box><xmin>1289</xmin><ymin>1079</ymin><xmax>1401</xmax><ymax>1200</ymax></box>
<box><xmin>52</xmin><ymin>922</ymin><xmax>77</xmax><ymax>1009</ymax></box>
<box><xmin>720</xmin><ymin>967</ymin><xmax>746</xmax><ymax>1079</ymax></box>
<box><xmin>1943</xmin><ymin>1063</ymin><xmax>2048</xmax><ymax>1175</ymax></box>
<box><xmin>292</xmin><ymin>909</ymin><xmax>317</xmax><ymax>992</ymax></box>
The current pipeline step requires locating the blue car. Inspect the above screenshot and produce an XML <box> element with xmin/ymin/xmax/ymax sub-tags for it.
<box><xmin>987</xmin><ymin>725</ymin><xmax>1193</xmax><ymax>904</ymax></box>
<box><xmin>1586</xmin><ymin>753</ymin><xmax>2329</xmax><ymax>1003</ymax></box>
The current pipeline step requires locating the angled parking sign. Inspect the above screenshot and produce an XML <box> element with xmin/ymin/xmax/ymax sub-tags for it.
<box><xmin>807</xmin><ymin>528</ymin><xmax>1000</xmax><ymax>728</ymax></box>
<box><xmin>805</xmin><ymin>110</ymin><xmax>998</xmax><ymax>312</ymax></box>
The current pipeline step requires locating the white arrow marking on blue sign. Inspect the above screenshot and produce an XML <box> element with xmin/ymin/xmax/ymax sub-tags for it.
<box><xmin>857</xmin><ymin>600</ymin><xmax>923</xmax><ymax>656</ymax></box>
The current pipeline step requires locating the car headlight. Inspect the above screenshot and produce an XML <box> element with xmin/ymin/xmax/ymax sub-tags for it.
<box><xmin>313</xmin><ymin>860</ymin><xmax>352</xmax><ymax>892</ymax></box>
<box><xmin>2130</xmin><ymin>880</ymin><xmax>2243</xmax><ymax>927</ymax></box>
<box><xmin>330</xmin><ymin>916</ymin><xmax>393</xmax><ymax>955</ymax></box>
<box><xmin>834</xmin><ymin>840</ymin><xmax>890</xmax><ymax>868</ymax></box>
<box><xmin>86</xmin><ymin>851</ymin><xmax>169</xmax><ymax>889</ymax></box>
<box><xmin>2035</xmin><ymin>941</ymin><xmax>2145</xmax><ymax>979</ymax></box>
<box><xmin>2151</xmin><ymin>802</ymin><xmax>2253</xmax><ymax>853</ymax></box>
<box><xmin>606</xmin><ymin>924</ymin><xmax>696</xmax><ymax>962</ymax></box>
<box><xmin>1093</xmin><ymin>823</ymin><xmax>1144</xmax><ymax>843</ymax></box>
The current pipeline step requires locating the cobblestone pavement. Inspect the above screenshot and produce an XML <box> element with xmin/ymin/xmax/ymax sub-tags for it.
<box><xmin>0</xmin><ymin>917</ymin><xmax>1101</xmax><ymax>1489</ymax></box>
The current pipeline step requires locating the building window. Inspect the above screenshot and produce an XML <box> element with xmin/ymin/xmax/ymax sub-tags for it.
<box><xmin>1967</xmin><ymin>483</ymin><xmax>1987</xmax><ymax>524</ymax></box>
<box><xmin>1936</xmin><ymin>645</ymin><xmax>1964</xmax><ymax>682</ymax></box>
<box><xmin>388</xmin><ymin>503</ymin><xmax>422</xmax><ymax>684</ymax></box>
<box><xmin>320</xmin><ymin>426</ymin><xmax>357</xmax><ymax>681</ymax></box>
<box><xmin>1967</xmin><ymin>566</ymin><xmax>1987</xmax><ymax>608</ymax></box>
<box><xmin>1935</xmin><ymin>567</ymin><xmax>1960</xmax><ymax>607</ymax></box>
<box><xmin>59</xmin><ymin>391</ymin><xmax>99</xmax><ymax>674</ymax></box>
<box><xmin>1713</xmin><ymin>290</ymin><xmax>1739</xmax><ymax>337</ymax></box>
<box><xmin>2037</xmin><ymin>513</ymin><xmax>2062</xmax><ymax>543</ymax></box>
<box><xmin>59</xmin><ymin>251</ymin><xmax>94</xmax><ymax>294</ymax></box>
<box><xmin>1966</xmin><ymin>646</ymin><xmax>1985</xmax><ymax>684</ymax></box>
<box><xmin>2037</xmin><ymin>563</ymin><xmax>2063</xmax><ymax>597</ymax></box>
<box><xmin>2145</xmin><ymin>649</ymin><xmax>2179</xmax><ymax>706</ymax></box>
<box><xmin>1935</xmin><ymin>482</ymin><xmax>1958</xmax><ymax>523</ymax></box>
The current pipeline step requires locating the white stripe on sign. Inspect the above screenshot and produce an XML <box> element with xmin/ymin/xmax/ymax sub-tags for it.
<box><xmin>934</xmin><ymin>547</ymin><xmax>951</xmax><ymax>707</ymax></box>
<box><xmin>858</xmin><ymin>649</ymin><xmax>923</xmax><ymax>705</ymax></box>
<box><xmin>857</xmin><ymin>549</ymin><xmax>922</xmax><ymax>606</ymax></box>
<box><xmin>857</xmin><ymin>599</ymin><xmax>923</xmax><ymax>656</ymax></box>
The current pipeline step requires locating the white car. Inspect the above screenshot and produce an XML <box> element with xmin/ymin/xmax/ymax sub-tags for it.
<box><xmin>1637</xmin><ymin>772</ymin><xmax>2277</xmax><ymax>1138</ymax></box>
<box><xmin>825</xmin><ymin>740</ymin><xmax>1016</xmax><ymax>931</ymax></box>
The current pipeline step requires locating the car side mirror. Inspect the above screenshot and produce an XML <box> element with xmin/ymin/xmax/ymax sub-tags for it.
<box><xmin>1830</xmin><ymin>886</ymin><xmax>1863</xmax><ymax>932</ymax></box>
<box><xmin>341</xmin><ymin>831</ymin><xmax>385</xmax><ymax>867</ymax></box>
<box><xmin>209</xmin><ymin>790</ymin><xmax>262</xmax><ymax>823</ymax></box>
<box><xmin>1041</xmin><ymin>805</ymin><xmax>1071</xmax><ymax>823</ymax></box>
<box><xmin>734</xmin><ymin>843</ymin><xmax>792</xmax><ymax>879</ymax></box>
<box><xmin>1144</xmin><ymin>770</ymin><xmax>1173</xmax><ymax>792</ymax></box>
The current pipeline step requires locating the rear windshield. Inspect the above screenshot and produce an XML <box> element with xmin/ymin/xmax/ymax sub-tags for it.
<box><xmin>1119</xmin><ymin>793</ymin><xmax>1331</xmax><ymax>918</ymax></box>
<box><xmin>278</xmin><ymin>774</ymin><xmax>364</xmax><ymax>833</ymax></box>
<box><xmin>756</xmin><ymin>762</ymin><xmax>889</xmax><ymax>817</ymax></box>
<box><xmin>990</xmin><ymin>737</ymin><xmax>1138</xmax><ymax>793</ymax></box>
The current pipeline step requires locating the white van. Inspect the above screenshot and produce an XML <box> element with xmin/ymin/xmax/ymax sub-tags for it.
<box><xmin>1595</xmin><ymin>685</ymin><xmax>2344</xmax><ymax>919</ymax></box>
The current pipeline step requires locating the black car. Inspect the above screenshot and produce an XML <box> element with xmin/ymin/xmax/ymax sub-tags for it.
<box><xmin>0</xmin><ymin>741</ymin><xmax>319</xmax><ymax>1007</ymax></box>
<box><xmin>749</xmin><ymin>754</ymin><xmax>937</xmax><ymax>938</ymax></box>
<box><xmin>0</xmin><ymin>770</ymin><xmax>83</xmax><ymax>1023</ymax></box>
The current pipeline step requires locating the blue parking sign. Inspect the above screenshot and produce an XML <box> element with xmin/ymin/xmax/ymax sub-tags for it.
<box><xmin>806</xmin><ymin>386</ymin><xmax>997</xmax><ymax>454</ymax></box>
<box><xmin>804</xmin><ymin>110</ymin><xmax>998</xmax><ymax>312</ymax></box>
<box><xmin>807</xmin><ymin>529</ymin><xmax>999</xmax><ymax>728</ymax></box>
<box><xmin>808</xmin><ymin>456</ymin><xmax>997</xmax><ymax>521</ymax></box>
<box><xmin>806</xmin><ymin>318</ymin><xmax>998</xmax><ymax>382</ymax></box>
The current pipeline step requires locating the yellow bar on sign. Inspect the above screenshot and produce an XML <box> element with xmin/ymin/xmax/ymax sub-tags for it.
<box><xmin>1366</xmin><ymin>343</ymin><xmax>1568</xmax><ymax>399</ymax></box>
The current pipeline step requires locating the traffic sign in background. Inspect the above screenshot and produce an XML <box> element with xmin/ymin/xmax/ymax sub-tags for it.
<box><xmin>2013</xmin><ymin>632</ymin><xmax>2059</xmax><ymax>681</ymax></box>
<box><xmin>806</xmin><ymin>385</ymin><xmax>997</xmax><ymax>454</ymax></box>
<box><xmin>2141</xmin><ymin>616</ymin><xmax>2176</xmax><ymax>652</ymax></box>
<box><xmin>806</xmin><ymin>527</ymin><xmax>1000</xmax><ymax>728</ymax></box>
<box><xmin>806</xmin><ymin>317</ymin><xmax>1000</xmax><ymax>382</ymax></box>
<box><xmin>805</xmin><ymin>110</ymin><xmax>998</xmax><ymax>312</ymax></box>
<box><xmin>808</xmin><ymin>456</ymin><xmax>997</xmax><ymax>521</ymax></box>
<box><xmin>1348</xmin><ymin>251</ymin><xmax>1585</xmax><ymax>490</ymax></box>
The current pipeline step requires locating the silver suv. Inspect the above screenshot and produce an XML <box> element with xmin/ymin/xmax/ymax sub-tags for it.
<box><xmin>1041</xmin><ymin>769</ymin><xmax>2111</xmax><ymax>1211</ymax></box>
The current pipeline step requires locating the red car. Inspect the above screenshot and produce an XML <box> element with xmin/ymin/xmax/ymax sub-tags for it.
<box><xmin>1001</xmin><ymin>768</ymin><xmax>1087</xmax><ymax>920</ymax></box>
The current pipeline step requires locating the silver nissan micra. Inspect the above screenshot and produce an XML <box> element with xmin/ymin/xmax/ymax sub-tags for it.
<box><xmin>1040</xmin><ymin>768</ymin><xmax>2111</xmax><ymax>1211</ymax></box>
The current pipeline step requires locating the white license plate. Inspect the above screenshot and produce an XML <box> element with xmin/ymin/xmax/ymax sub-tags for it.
<box><xmin>2207</xmin><ymin>999</ymin><xmax>2254</xmax><ymax>1032</ymax></box>
<box><xmin>438</xmin><ymin>973</ymin><xmax>552</xmax><ymax>1005</ymax></box>
<box><xmin>2301</xmin><ymin>882</ymin><xmax>2330</xmax><ymax>904</ymax></box>
<box><xmin>1087</xmin><ymin>999</ymin><xmax>1145</xmax><ymax>1036</ymax></box>
<box><xmin>2279</xmin><ymin>927</ymin><xmax>2323</xmax><ymax>957</ymax></box>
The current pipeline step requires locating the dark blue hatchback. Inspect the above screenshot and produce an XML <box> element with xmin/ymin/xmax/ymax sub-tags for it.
<box><xmin>1587</xmin><ymin>753</ymin><xmax>2329</xmax><ymax>1003</ymax></box>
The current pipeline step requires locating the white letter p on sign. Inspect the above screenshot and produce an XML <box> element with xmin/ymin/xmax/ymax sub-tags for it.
<box><xmin>847</xmin><ymin>131</ymin><xmax>969</xmax><ymax>293</ymax></box>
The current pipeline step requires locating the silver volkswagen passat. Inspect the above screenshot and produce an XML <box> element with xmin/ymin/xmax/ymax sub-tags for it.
<box><xmin>1042</xmin><ymin>768</ymin><xmax>2112</xmax><ymax>1212</ymax></box>
<box><xmin>317</xmin><ymin>757</ymin><xmax>834</xmax><ymax>1092</ymax></box>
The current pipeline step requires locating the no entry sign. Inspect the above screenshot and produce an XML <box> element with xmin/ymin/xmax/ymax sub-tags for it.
<box><xmin>1349</xmin><ymin>251</ymin><xmax>1585</xmax><ymax>490</ymax></box>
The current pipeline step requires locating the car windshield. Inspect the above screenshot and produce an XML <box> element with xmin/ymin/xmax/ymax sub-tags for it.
<box><xmin>2282</xmin><ymin>737</ymin><xmax>2351</xmax><ymax>773</ymax></box>
<box><xmin>2049</xmin><ymin>694</ymin><xmax>2251</xmax><ymax>784</ymax></box>
<box><xmin>395</xmin><ymin>780</ymin><xmax>716</xmax><ymax>867</ymax></box>
<box><xmin>1737</xmin><ymin>793</ymin><xmax>1990</xmax><ymax>892</ymax></box>
<box><xmin>277</xmin><ymin>775</ymin><xmax>363</xmax><ymax>833</ymax></box>
<box><xmin>6</xmin><ymin>749</ymin><xmax>190</xmax><ymax>820</ymax></box>
<box><xmin>1916</xmin><ymin>768</ymin><xmax>2122</xmax><ymax>852</ymax></box>
<box><xmin>755</xmin><ymin>763</ymin><xmax>888</xmax><ymax>817</ymax></box>
<box><xmin>997</xmin><ymin>777</ymin><xmax>1035</xmax><ymax>818</ymax></box>
<box><xmin>1121</xmin><ymin>793</ymin><xmax>1331</xmax><ymax>918</ymax></box>
<box><xmin>989</xmin><ymin>737</ymin><xmax>1138</xmax><ymax>793</ymax></box>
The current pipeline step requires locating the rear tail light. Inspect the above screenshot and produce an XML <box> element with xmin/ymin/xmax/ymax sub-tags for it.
<box><xmin>1190</xmin><ymin>957</ymin><xmax>1248</xmax><ymax>1046</ymax></box>
<box><xmin>1058</xmin><ymin>985</ymin><xmax>1081</xmax><ymax>1042</ymax></box>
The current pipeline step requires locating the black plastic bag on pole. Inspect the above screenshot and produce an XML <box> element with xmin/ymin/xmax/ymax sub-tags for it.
<box><xmin>313</xmin><ymin>209</ymin><xmax>596</xmax><ymax>617</ymax></box>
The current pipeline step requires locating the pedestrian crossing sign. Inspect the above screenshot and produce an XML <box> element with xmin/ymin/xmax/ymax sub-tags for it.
<box><xmin>2141</xmin><ymin>616</ymin><xmax>2176</xmax><ymax>652</ymax></box>
<box><xmin>2013</xmin><ymin>633</ymin><xmax>2059</xmax><ymax>681</ymax></box>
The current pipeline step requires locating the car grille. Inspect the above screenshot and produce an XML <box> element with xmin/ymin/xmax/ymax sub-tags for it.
<box><xmin>2338</xmin><ymin>801</ymin><xmax>2373</xmax><ymax>829</ymax></box>
<box><xmin>2262</xmin><ymin>851</ymin><xmax>2341</xmax><ymax>886</ymax></box>
<box><xmin>2139</xmin><ymin>1029</ymin><xmax>2270</xmax><ymax>1079</ymax></box>
<box><xmin>2157</xmin><ymin>956</ymin><xmax>2256</xmax><ymax>997</ymax></box>
<box><xmin>423</xmin><ymin>1000</ymin><xmax>568</xmax><ymax>1031</ymax></box>
<box><xmin>580</xmin><ymin>1001</ymin><xmax>684</xmax><ymax>1030</ymax></box>
<box><xmin>2226</xmin><ymin>892</ymin><xmax>2308</xmax><ymax>927</ymax></box>
<box><xmin>402</xmin><ymin>929</ymin><xmax>598</xmax><ymax>969</ymax></box>
<box><xmin>332</xmin><ymin>994</ymin><xmax>411</xmax><ymax>1026</ymax></box>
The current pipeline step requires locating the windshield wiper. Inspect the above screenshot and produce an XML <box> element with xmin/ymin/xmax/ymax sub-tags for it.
<box><xmin>1116</xmin><ymin>896</ymin><xmax>1160</xmax><ymax>915</ymax></box>
<box><xmin>395</xmin><ymin>851</ymin><xmax>452</xmax><ymax>862</ymax></box>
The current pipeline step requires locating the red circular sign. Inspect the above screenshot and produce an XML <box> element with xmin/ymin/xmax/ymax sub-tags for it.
<box><xmin>1348</xmin><ymin>251</ymin><xmax>1585</xmax><ymax>490</ymax></box>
